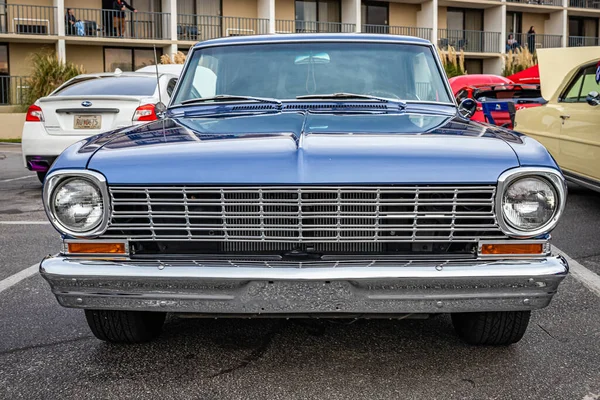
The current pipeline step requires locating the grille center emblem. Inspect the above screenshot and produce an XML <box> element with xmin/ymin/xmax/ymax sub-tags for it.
<box><xmin>81</xmin><ymin>101</ymin><xmax>92</xmax><ymax>107</ymax></box>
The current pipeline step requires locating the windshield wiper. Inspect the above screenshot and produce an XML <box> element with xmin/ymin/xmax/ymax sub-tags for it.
<box><xmin>296</xmin><ymin>92</ymin><xmax>406</xmax><ymax>107</ymax></box>
<box><xmin>181</xmin><ymin>94</ymin><xmax>281</xmax><ymax>106</ymax></box>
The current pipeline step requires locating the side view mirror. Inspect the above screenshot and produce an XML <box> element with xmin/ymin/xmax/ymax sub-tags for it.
<box><xmin>586</xmin><ymin>91</ymin><xmax>600</xmax><ymax>107</ymax></box>
<box><xmin>155</xmin><ymin>102</ymin><xmax>167</xmax><ymax>119</ymax></box>
<box><xmin>458</xmin><ymin>98</ymin><xmax>477</xmax><ymax>119</ymax></box>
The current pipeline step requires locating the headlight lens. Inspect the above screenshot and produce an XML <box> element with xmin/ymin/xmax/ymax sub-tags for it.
<box><xmin>52</xmin><ymin>178</ymin><xmax>104</xmax><ymax>232</ymax></box>
<box><xmin>502</xmin><ymin>177</ymin><xmax>557</xmax><ymax>231</ymax></box>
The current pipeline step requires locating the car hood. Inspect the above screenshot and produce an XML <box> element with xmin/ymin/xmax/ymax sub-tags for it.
<box><xmin>80</xmin><ymin>111</ymin><xmax>525</xmax><ymax>185</ymax></box>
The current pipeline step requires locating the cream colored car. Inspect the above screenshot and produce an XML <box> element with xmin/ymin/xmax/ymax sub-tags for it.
<box><xmin>515</xmin><ymin>47</ymin><xmax>600</xmax><ymax>192</ymax></box>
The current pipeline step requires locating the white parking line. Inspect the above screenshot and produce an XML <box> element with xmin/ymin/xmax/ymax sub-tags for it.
<box><xmin>554</xmin><ymin>246</ymin><xmax>600</xmax><ymax>298</ymax></box>
<box><xmin>0</xmin><ymin>221</ymin><xmax>50</xmax><ymax>225</ymax></box>
<box><xmin>0</xmin><ymin>175</ymin><xmax>36</xmax><ymax>183</ymax></box>
<box><xmin>0</xmin><ymin>263</ymin><xmax>39</xmax><ymax>294</ymax></box>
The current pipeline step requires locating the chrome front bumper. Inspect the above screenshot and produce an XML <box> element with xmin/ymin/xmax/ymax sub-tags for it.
<box><xmin>40</xmin><ymin>256</ymin><xmax>569</xmax><ymax>315</ymax></box>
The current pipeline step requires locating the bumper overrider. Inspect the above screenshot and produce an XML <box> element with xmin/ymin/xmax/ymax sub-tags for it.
<box><xmin>40</xmin><ymin>255</ymin><xmax>568</xmax><ymax>315</ymax></box>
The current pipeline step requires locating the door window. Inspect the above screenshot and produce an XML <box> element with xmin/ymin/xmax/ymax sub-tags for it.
<box><xmin>561</xmin><ymin>64</ymin><xmax>599</xmax><ymax>103</ymax></box>
<box><xmin>166</xmin><ymin>78</ymin><xmax>177</xmax><ymax>97</ymax></box>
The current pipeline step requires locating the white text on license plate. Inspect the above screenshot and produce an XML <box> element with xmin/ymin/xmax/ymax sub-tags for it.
<box><xmin>74</xmin><ymin>115</ymin><xmax>101</xmax><ymax>129</ymax></box>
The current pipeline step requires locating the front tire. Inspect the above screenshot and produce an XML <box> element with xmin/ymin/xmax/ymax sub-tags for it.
<box><xmin>451</xmin><ymin>311</ymin><xmax>531</xmax><ymax>346</ymax></box>
<box><xmin>84</xmin><ymin>310</ymin><xmax>166</xmax><ymax>343</ymax></box>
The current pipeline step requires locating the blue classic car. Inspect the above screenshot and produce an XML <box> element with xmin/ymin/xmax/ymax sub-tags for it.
<box><xmin>40</xmin><ymin>34</ymin><xmax>568</xmax><ymax>346</ymax></box>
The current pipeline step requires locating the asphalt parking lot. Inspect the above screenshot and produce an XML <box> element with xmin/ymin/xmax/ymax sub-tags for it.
<box><xmin>1</xmin><ymin>142</ymin><xmax>600</xmax><ymax>400</ymax></box>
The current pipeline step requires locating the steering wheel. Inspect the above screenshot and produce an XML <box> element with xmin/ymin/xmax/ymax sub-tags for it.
<box><xmin>367</xmin><ymin>90</ymin><xmax>420</xmax><ymax>101</ymax></box>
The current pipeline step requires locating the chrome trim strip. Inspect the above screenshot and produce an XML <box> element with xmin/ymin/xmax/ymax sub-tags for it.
<box><xmin>562</xmin><ymin>170</ymin><xmax>600</xmax><ymax>193</ymax></box>
<box><xmin>43</xmin><ymin>169</ymin><xmax>111</xmax><ymax>239</ymax></box>
<box><xmin>495</xmin><ymin>167</ymin><xmax>567</xmax><ymax>238</ymax></box>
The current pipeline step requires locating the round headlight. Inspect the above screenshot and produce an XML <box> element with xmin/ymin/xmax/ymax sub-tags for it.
<box><xmin>502</xmin><ymin>177</ymin><xmax>557</xmax><ymax>231</ymax></box>
<box><xmin>51</xmin><ymin>178</ymin><xmax>104</xmax><ymax>233</ymax></box>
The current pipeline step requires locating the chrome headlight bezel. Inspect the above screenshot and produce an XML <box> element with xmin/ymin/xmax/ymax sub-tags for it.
<box><xmin>496</xmin><ymin>167</ymin><xmax>567</xmax><ymax>238</ymax></box>
<box><xmin>43</xmin><ymin>170</ymin><xmax>110</xmax><ymax>238</ymax></box>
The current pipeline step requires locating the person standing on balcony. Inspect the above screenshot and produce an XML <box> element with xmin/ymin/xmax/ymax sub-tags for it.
<box><xmin>112</xmin><ymin>0</ymin><xmax>136</xmax><ymax>37</ymax></box>
<box><xmin>527</xmin><ymin>26</ymin><xmax>536</xmax><ymax>54</ymax></box>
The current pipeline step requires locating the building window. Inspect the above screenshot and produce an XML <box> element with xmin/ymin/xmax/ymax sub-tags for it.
<box><xmin>465</xmin><ymin>59</ymin><xmax>483</xmax><ymax>74</ymax></box>
<box><xmin>362</xmin><ymin>1</ymin><xmax>388</xmax><ymax>32</ymax></box>
<box><xmin>295</xmin><ymin>0</ymin><xmax>341</xmax><ymax>32</ymax></box>
<box><xmin>104</xmin><ymin>47</ymin><xmax>163</xmax><ymax>72</ymax></box>
<box><xmin>177</xmin><ymin>0</ymin><xmax>221</xmax><ymax>16</ymax></box>
<box><xmin>569</xmin><ymin>17</ymin><xmax>599</xmax><ymax>46</ymax></box>
<box><xmin>447</xmin><ymin>8</ymin><xmax>483</xmax><ymax>32</ymax></box>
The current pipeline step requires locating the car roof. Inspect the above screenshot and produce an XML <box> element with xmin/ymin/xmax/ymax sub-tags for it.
<box><xmin>193</xmin><ymin>33</ymin><xmax>432</xmax><ymax>48</ymax></box>
<box><xmin>69</xmin><ymin>71</ymin><xmax>178</xmax><ymax>80</ymax></box>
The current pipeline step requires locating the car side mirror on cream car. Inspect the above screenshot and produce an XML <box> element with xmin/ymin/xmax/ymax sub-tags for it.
<box><xmin>586</xmin><ymin>91</ymin><xmax>600</xmax><ymax>106</ymax></box>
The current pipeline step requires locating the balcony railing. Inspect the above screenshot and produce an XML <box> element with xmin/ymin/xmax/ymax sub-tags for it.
<box><xmin>68</xmin><ymin>8</ymin><xmax>170</xmax><ymax>40</ymax></box>
<box><xmin>362</xmin><ymin>24</ymin><xmax>432</xmax><ymax>41</ymax></box>
<box><xmin>177</xmin><ymin>15</ymin><xmax>269</xmax><ymax>40</ymax></box>
<box><xmin>507</xmin><ymin>33</ymin><xmax>562</xmax><ymax>51</ymax></box>
<box><xmin>569</xmin><ymin>0</ymin><xmax>600</xmax><ymax>8</ymax></box>
<box><xmin>568</xmin><ymin>36</ymin><xmax>600</xmax><ymax>46</ymax></box>
<box><xmin>275</xmin><ymin>20</ymin><xmax>355</xmax><ymax>33</ymax></box>
<box><xmin>0</xmin><ymin>76</ymin><xmax>29</xmax><ymax>105</ymax></box>
<box><xmin>438</xmin><ymin>29</ymin><xmax>501</xmax><ymax>53</ymax></box>
<box><xmin>506</xmin><ymin>0</ymin><xmax>562</xmax><ymax>6</ymax></box>
<box><xmin>0</xmin><ymin>4</ymin><xmax>57</xmax><ymax>35</ymax></box>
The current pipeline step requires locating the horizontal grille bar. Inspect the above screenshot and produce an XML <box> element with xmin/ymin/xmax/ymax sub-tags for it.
<box><xmin>103</xmin><ymin>186</ymin><xmax>505</xmax><ymax>243</ymax></box>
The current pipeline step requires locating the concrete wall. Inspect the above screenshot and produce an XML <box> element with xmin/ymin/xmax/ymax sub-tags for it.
<box><xmin>9</xmin><ymin>43</ymin><xmax>54</xmax><ymax>76</ymax></box>
<box><xmin>389</xmin><ymin>3</ymin><xmax>419</xmax><ymax>27</ymax></box>
<box><xmin>65</xmin><ymin>44</ymin><xmax>103</xmax><ymax>73</ymax></box>
<box><xmin>437</xmin><ymin>6</ymin><xmax>447</xmax><ymax>30</ymax></box>
<box><xmin>64</xmin><ymin>0</ymin><xmax>101</xmax><ymax>8</ymax></box>
<box><xmin>483</xmin><ymin>57</ymin><xmax>503</xmax><ymax>74</ymax></box>
<box><xmin>523</xmin><ymin>12</ymin><xmax>548</xmax><ymax>34</ymax></box>
<box><xmin>275</xmin><ymin>0</ymin><xmax>294</xmax><ymax>20</ymax></box>
<box><xmin>222</xmin><ymin>0</ymin><xmax>258</xmax><ymax>18</ymax></box>
<box><xmin>545</xmin><ymin>10</ymin><xmax>564</xmax><ymax>36</ymax></box>
<box><xmin>341</xmin><ymin>0</ymin><xmax>359</xmax><ymax>30</ymax></box>
<box><xmin>0</xmin><ymin>113</ymin><xmax>26</xmax><ymax>139</ymax></box>
<box><xmin>9</xmin><ymin>0</ymin><xmax>53</xmax><ymax>6</ymax></box>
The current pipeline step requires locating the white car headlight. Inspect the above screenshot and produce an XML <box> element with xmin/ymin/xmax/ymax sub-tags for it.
<box><xmin>44</xmin><ymin>171</ymin><xmax>109</xmax><ymax>237</ymax></box>
<box><xmin>52</xmin><ymin>178</ymin><xmax>103</xmax><ymax>232</ymax></box>
<box><xmin>502</xmin><ymin>177</ymin><xmax>557</xmax><ymax>230</ymax></box>
<box><xmin>496</xmin><ymin>168</ymin><xmax>566</xmax><ymax>238</ymax></box>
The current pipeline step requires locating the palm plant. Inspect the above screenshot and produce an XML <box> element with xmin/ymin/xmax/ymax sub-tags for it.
<box><xmin>437</xmin><ymin>46</ymin><xmax>466</xmax><ymax>78</ymax></box>
<box><xmin>502</xmin><ymin>47</ymin><xmax>537</xmax><ymax>77</ymax></box>
<box><xmin>21</xmin><ymin>52</ymin><xmax>85</xmax><ymax>111</ymax></box>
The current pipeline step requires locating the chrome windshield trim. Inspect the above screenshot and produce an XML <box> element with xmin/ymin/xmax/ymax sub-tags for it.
<box><xmin>43</xmin><ymin>169</ymin><xmax>111</xmax><ymax>239</ymax></box>
<box><xmin>495</xmin><ymin>167</ymin><xmax>567</xmax><ymax>239</ymax></box>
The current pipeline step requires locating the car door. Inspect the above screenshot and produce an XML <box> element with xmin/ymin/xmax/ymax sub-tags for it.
<box><xmin>556</xmin><ymin>63</ymin><xmax>600</xmax><ymax>182</ymax></box>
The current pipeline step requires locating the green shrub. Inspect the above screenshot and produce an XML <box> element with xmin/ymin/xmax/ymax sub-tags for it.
<box><xmin>502</xmin><ymin>47</ymin><xmax>537</xmax><ymax>77</ymax></box>
<box><xmin>20</xmin><ymin>52</ymin><xmax>85</xmax><ymax>111</ymax></box>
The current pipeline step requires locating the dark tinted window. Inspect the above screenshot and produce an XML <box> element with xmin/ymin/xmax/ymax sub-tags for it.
<box><xmin>474</xmin><ymin>89</ymin><xmax>542</xmax><ymax>100</ymax></box>
<box><xmin>54</xmin><ymin>76</ymin><xmax>157</xmax><ymax>96</ymax></box>
<box><xmin>167</xmin><ymin>78</ymin><xmax>178</xmax><ymax>97</ymax></box>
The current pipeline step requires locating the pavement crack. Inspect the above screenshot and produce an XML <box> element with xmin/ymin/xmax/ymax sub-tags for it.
<box><xmin>0</xmin><ymin>335</ymin><xmax>94</xmax><ymax>357</ymax></box>
<box><xmin>537</xmin><ymin>323</ymin><xmax>557</xmax><ymax>340</ymax></box>
<box><xmin>208</xmin><ymin>322</ymin><xmax>282</xmax><ymax>378</ymax></box>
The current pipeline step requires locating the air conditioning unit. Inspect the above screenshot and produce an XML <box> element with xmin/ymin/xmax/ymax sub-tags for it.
<box><xmin>226</xmin><ymin>28</ymin><xmax>255</xmax><ymax>36</ymax></box>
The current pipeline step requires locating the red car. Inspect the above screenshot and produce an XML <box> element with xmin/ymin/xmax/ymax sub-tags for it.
<box><xmin>448</xmin><ymin>74</ymin><xmax>545</xmax><ymax>129</ymax></box>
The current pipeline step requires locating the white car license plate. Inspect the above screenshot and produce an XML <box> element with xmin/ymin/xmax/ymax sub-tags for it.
<box><xmin>74</xmin><ymin>115</ymin><xmax>101</xmax><ymax>129</ymax></box>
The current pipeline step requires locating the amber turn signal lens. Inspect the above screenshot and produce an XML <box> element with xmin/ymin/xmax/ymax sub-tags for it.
<box><xmin>481</xmin><ymin>243</ymin><xmax>543</xmax><ymax>255</ymax></box>
<box><xmin>67</xmin><ymin>242</ymin><xmax>126</xmax><ymax>254</ymax></box>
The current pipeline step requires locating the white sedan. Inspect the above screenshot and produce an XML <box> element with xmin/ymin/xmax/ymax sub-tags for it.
<box><xmin>21</xmin><ymin>70</ymin><xmax>179</xmax><ymax>182</ymax></box>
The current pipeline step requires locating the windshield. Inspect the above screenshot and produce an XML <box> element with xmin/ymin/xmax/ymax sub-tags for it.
<box><xmin>172</xmin><ymin>42</ymin><xmax>452</xmax><ymax>105</ymax></box>
<box><xmin>54</xmin><ymin>76</ymin><xmax>157</xmax><ymax>97</ymax></box>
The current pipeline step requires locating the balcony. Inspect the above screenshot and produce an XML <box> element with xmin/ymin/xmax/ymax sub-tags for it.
<box><xmin>568</xmin><ymin>36</ymin><xmax>600</xmax><ymax>46</ymax></box>
<box><xmin>568</xmin><ymin>0</ymin><xmax>600</xmax><ymax>8</ymax></box>
<box><xmin>508</xmin><ymin>33</ymin><xmax>563</xmax><ymax>50</ymax></box>
<box><xmin>506</xmin><ymin>0</ymin><xmax>562</xmax><ymax>6</ymax></box>
<box><xmin>177</xmin><ymin>15</ymin><xmax>269</xmax><ymax>40</ymax></box>
<box><xmin>438</xmin><ymin>29</ymin><xmax>501</xmax><ymax>53</ymax></box>
<box><xmin>362</xmin><ymin>24</ymin><xmax>432</xmax><ymax>41</ymax></box>
<box><xmin>0</xmin><ymin>4</ymin><xmax>57</xmax><ymax>35</ymax></box>
<box><xmin>67</xmin><ymin>8</ymin><xmax>170</xmax><ymax>40</ymax></box>
<box><xmin>275</xmin><ymin>20</ymin><xmax>356</xmax><ymax>33</ymax></box>
<box><xmin>0</xmin><ymin>76</ymin><xmax>29</xmax><ymax>106</ymax></box>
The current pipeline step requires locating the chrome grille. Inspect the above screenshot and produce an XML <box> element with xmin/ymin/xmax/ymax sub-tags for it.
<box><xmin>103</xmin><ymin>186</ymin><xmax>506</xmax><ymax>242</ymax></box>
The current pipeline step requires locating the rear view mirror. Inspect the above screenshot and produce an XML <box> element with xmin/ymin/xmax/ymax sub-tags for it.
<box><xmin>586</xmin><ymin>91</ymin><xmax>600</xmax><ymax>106</ymax></box>
<box><xmin>155</xmin><ymin>102</ymin><xmax>167</xmax><ymax>119</ymax></box>
<box><xmin>458</xmin><ymin>98</ymin><xmax>477</xmax><ymax>119</ymax></box>
<box><xmin>294</xmin><ymin>52</ymin><xmax>330</xmax><ymax>65</ymax></box>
